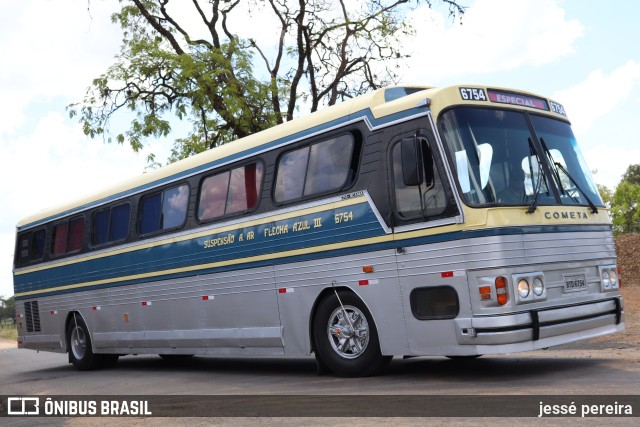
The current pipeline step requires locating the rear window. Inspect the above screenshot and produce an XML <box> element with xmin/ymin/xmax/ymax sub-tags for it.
<box><xmin>16</xmin><ymin>229</ymin><xmax>47</xmax><ymax>266</ymax></box>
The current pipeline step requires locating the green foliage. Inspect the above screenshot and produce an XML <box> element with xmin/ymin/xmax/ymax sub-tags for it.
<box><xmin>597</xmin><ymin>184</ymin><xmax>613</xmax><ymax>206</ymax></box>
<box><xmin>611</xmin><ymin>181</ymin><xmax>640</xmax><ymax>235</ymax></box>
<box><xmin>611</xmin><ymin>164</ymin><xmax>640</xmax><ymax>236</ymax></box>
<box><xmin>0</xmin><ymin>296</ymin><xmax>15</xmax><ymax>323</ymax></box>
<box><xmin>69</xmin><ymin>0</ymin><xmax>465</xmax><ymax>165</ymax></box>
<box><xmin>621</xmin><ymin>164</ymin><xmax>640</xmax><ymax>186</ymax></box>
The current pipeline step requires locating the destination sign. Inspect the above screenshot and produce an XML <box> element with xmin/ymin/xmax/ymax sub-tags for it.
<box><xmin>487</xmin><ymin>89</ymin><xmax>549</xmax><ymax>111</ymax></box>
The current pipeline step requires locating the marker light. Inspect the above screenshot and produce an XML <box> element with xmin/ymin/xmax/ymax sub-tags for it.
<box><xmin>618</xmin><ymin>266</ymin><xmax>622</xmax><ymax>287</ymax></box>
<box><xmin>495</xmin><ymin>276</ymin><xmax>508</xmax><ymax>305</ymax></box>
<box><xmin>479</xmin><ymin>286</ymin><xmax>492</xmax><ymax>300</ymax></box>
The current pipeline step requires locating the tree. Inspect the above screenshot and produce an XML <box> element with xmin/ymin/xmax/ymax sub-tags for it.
<box><xmin>69</xmin><ymin>0</ymin><xmax>465</xmax><ymax>164</ymax></box>
<box><xmin>621</xmin><ymin>164</ymin><xmax>640</xmax><ymax>186</ymax></box>
<box><xmin>0</xmin><ymin>296</ymin><xmax>16</xmax><ymax>324</ymax></box>
<box><xmin>597</xmin><ymin>183</ymin><xmax>612</xmax><ymax>207</ymax></box>
<box><xmin>611</xmin><ymin>164</ymin><xmax>640</xmax><ymax>235</ymax></box>
<box><xmin>611</xmin><ymin>181</ymin><xmax>640</xmax><ymax>235</ymax></box>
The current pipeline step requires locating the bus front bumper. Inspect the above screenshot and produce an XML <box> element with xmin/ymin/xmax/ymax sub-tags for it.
<box><xmin>454</xmin><ymin>298</ymin><xmax>624</xmax><ymax>352</ymax></box>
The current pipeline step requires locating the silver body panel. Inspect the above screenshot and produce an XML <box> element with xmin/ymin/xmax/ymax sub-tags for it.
<box><xmin>16</xmin><ymin>227</ymin><xmax>623</xmax><ymax>358</ymax></box>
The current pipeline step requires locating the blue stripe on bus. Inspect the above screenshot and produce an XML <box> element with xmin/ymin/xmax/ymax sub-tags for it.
<box><xmin>14</xmin><ymin>222</ymin><xmax>612</xmax><ymax>300</ymax></box>
<box><xmin>14</xmin><ymin>202</ymin><xmax>384</xmax><ymax>294</ymax></box>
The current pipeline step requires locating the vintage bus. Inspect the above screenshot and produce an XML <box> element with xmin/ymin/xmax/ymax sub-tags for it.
<box><xmin>13</xmin><ymin>85</ymin><xmax>624</xmax><ymax>377</ymax></box>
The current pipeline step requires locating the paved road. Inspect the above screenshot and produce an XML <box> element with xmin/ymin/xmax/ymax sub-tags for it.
<box><xmin>1</xmin><ymin>339</ymin><xmax>639</xmax><ymax>426</ymax></box>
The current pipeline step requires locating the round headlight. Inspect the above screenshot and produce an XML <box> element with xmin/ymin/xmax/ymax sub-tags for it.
<box><xmin>532</xmin><ymin>277</ymin><xmax>544</xmax><ymax>296</ymax></box>
<box><xmin>517</xmin><ymin>279</ymin><xmax>530</xmax><ymax>298</ymax></box>
<box><xmin>602</xmin><ymin>270</ymin><xmax>611</xmax><ymax>288</ymax></box>
<box><xmin>609</xmin><ymin>270</ymin><xmax>618</xmax><ymax>287</ymax></box>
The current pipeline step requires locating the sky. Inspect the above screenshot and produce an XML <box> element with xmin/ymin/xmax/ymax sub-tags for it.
<box><xmin>1</xmin><ymin>0</ymin><xmax>639</xmax><ymax>299</ymax></box>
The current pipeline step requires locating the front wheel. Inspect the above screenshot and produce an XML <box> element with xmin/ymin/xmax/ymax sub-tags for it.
<box><xmin>313</xmin><ymin>291</ymin><xmax>390</xmax><ymax>377</ymax></box>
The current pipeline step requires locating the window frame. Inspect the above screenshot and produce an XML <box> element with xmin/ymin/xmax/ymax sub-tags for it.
<box><xmin>196</xmin><ymin>160</ymin><xmax>265</xmax><ymax>224</ymax></box>
<box><xmin>272</xmin><ymin>132</ymin><xmax>359</xmax><ymax>205</ymax></box>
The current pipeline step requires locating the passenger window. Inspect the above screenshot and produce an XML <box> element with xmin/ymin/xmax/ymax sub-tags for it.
<box><xmin>17</xmin><ymin>229</ymin><xmax>47</xmax><ymax>265</ymax></box>
<box><xmin>52</xmin><ymin>217</ymin><xmax>85</xmax><ymax>255</ymax></box>
<box><xmin>274</xmin><ymin>134</ymin><xmax>354</xmax><ymax>203</ymax></box>
<box><xmin>139</xmin><ymin>184</ymin><xmax>189</xmax><ymax>235</ymax></box>
<box><xmin>198</xmin><ymin>162</ymin><xmax>264</xmax><ymax>221</ymax></box>
<box><xmin>32</xmin><ymin>229</ymin><xmax>46</xmax><ymax>260</ymax></box>
<box><xmin>392</xmin><ymin>137</ymin><xmax>448</xmax><ymax>219</ymax></box>
<box><xmin>92</xmin><ymin>203</ymin><xmax>131</xmax><ymax>245</ymax></box>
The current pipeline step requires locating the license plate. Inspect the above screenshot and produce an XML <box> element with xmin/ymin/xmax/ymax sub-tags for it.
<box><xmin>564</xmin><ymin>274</ymin><xmax>587</xmax><ymax>293</ymax></box>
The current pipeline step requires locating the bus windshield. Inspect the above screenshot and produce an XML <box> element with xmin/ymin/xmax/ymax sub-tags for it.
<box><xmin>439</xmin><ymin>107</ymin><xmax>603</xmax><ymax>208</ymax></box>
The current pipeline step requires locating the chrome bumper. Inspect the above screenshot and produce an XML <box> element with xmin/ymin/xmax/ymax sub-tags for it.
<box><xmin>455</xmin><ymin>298</ymin><xmax>624</xmax><ymax>348</ymax></box>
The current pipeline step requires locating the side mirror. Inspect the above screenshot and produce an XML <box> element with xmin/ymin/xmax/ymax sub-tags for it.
<box><xmin>401</xmin><ymin>136</ymin><xmax>424</xmax><ymax>186</ymax></box>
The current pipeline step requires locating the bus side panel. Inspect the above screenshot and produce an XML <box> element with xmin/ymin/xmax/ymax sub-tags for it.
<box><xmin>91</xmin><ymin>266</ymin><xmax>283</xmax><ymax>354</ymax></box>
<box><xmin>396</xmin><ymin>238</ymin><xmax>476</xmax><ymax>356</ymax></box>
<box><xmin>274</xmin><ymin>248</ymin><xmax>408</xmax><ymax>356</ymax></box>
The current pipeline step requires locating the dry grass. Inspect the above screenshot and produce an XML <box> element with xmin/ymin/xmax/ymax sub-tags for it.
<box><xmin>0</xmin><ymin>323</ymin><xmax>17</xmax><ymax>341</ymax></box>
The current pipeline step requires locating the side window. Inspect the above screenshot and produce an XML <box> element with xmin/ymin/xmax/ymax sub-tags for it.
<box><xmin>52</xmin><ymin>217</ymin><xmax>85</xmax><ymax>256</ymax></box>
<box><xmin>274</xmin><ymin>134</ymin><xmax>355</xmax><ymax>203</ymax></box>
<box><xmin>139</xmin><ymin>184</ymin><xmax>189</xmax><ymax>235</ymax></box>
<box><xmin>198</xmin><ymin>162</ymin><xmax>264</xmax><ymax>222</ymax></box>
<box><xmin>392</xmin><ymin>137</ymin><xmax>448</xmax><ymax>220</ymax></box>
<box><xmin>16</xmin><ymin>229</ymin><xmax>46</xmax><ymax>265</ymax></box>
<box><xmin>92</xmin><ymin>203</ymin><xmax>131</xmax><ymax>246</ymax></box>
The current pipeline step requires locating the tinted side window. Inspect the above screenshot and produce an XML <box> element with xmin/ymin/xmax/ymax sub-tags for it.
<box><xmin>198</xmin><ymin>162</ymin><xmax>264</xmax><ymax>222</ymax></box>
<box><xmin>274</xmin><ymin>134</ymin><xmax>354</xmax><ymax>203</ymax></box>
<box><xmin>52</xmin><ymin>217</ymin><xmax>85</xmax><ymax>256</ymax></box>
<box><xmin>92</xmin><ymin>203</ymin><xmax>131</xmax><ymax>245</ymax></box>
<box><xmin>16</xmin><ymin>229</ymin><xmax>47</xmax><ymax>266</ymax></box>
<box><xmin>139</xmin><ymin>184</ymin><xmax>189</xmax><ymax>235</ymax></box>
<box><xmin>32</xmin><ymin>230</ymin><xmax>46</xmax><ymax>260</ymax></box>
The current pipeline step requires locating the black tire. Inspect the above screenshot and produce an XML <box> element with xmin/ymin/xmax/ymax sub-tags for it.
<box><xmin>67</xmin><ymin>314</ymin><xmax>102</xmax><ymax>371</ymax></box>
<box><xmin>445</xmin><ymin>355</ymin><xmax>482</xmax><ymax>360</ymax></box>
<box><xmin>101</xmin><ymin>354</ymin><xmax>120</xmax><ymax>368</ymax></box>
<box><xmin>313</xmin><ymin>291</ymin><xmax>391</xmax><ymax>377</ymax></box>
<box><xmin>159</xmin><ymin>354</ymin><xmax>194</xmax><ymax>361</ymax></box>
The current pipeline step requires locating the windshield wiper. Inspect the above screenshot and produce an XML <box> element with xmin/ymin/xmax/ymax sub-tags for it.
<box><xmin>527</xmin><ymin>138</ymin><xmax>545</xmax><ymax>214</ymax></box>
<box><xmin>540</xmin><ymin>138</ymin><xmax>598</xmax><ymax>214</ymax></box>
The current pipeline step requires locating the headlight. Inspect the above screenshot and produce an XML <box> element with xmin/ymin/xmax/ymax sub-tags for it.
<box><xmin>517</xmin><ymin>279</ymin><xmax>530</xmax><ymax>298</ymax></box>
<box><xmin>609</xmin><ymin>270</ymin><xmax>618</xmax><ymax>287</ymax></box>
<box><xmin>532</xmin><ymin>277</ymin><xmax>544</xmax><ymax>296</ymax></box>
<box><xmin>602</xmin><ymin>270</ymin><xmax>611</xmax><ymax>288</ymax></box>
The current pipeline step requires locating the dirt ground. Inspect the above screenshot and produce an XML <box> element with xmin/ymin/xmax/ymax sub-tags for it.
<box><xmin>609</xmin><ymin>233</ymin><xmax>640</xmax><ymax>346</ymax></box>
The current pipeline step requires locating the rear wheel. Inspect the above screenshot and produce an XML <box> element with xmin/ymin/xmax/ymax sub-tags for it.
<box><xmin>313</xmin><ymin>291</ymin><xmax>390</xmax><ymax>377</ymax></box>
<box><xmin>67</xmin><ymin>315</ymin><xmax>103</xmax><ymax>371</ymax></box>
